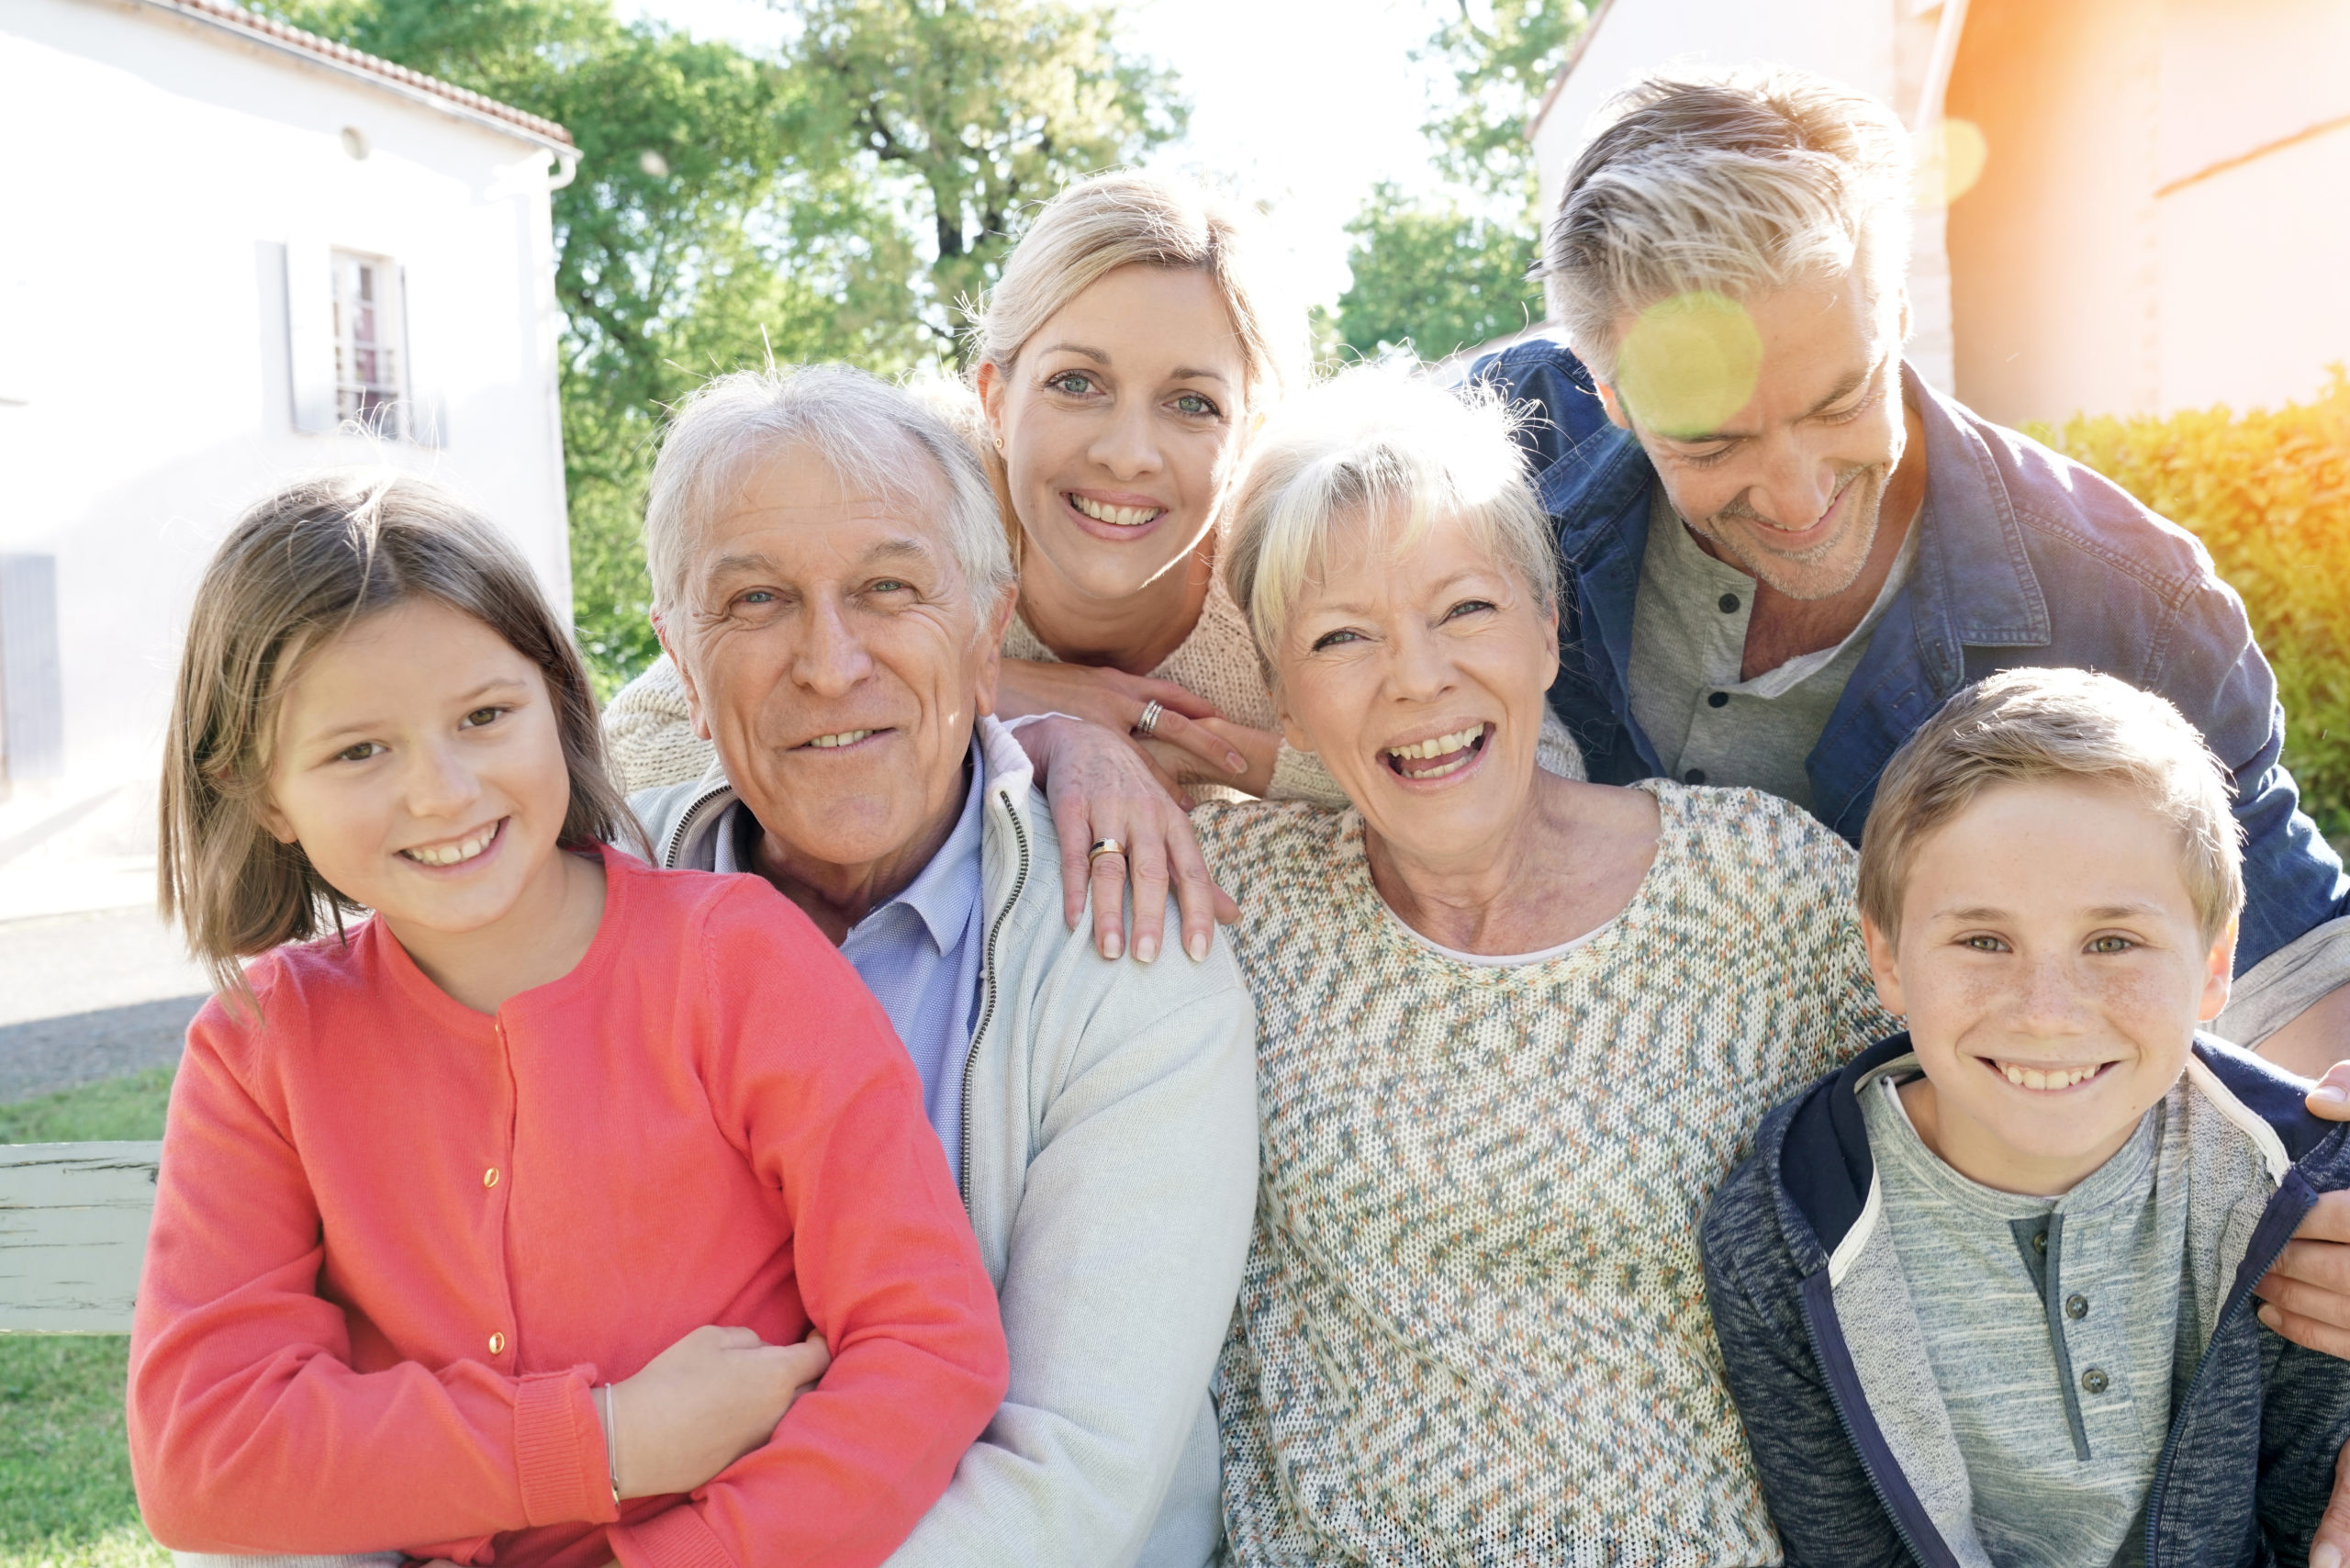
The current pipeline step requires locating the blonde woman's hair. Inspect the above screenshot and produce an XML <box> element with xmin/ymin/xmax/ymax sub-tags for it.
<box><xmin>1857</xmin><ymin>667</ymin><xmax>2245</xmax><ymax>946</ymax></box>
<box><xmin>1543</xmin><ymin>66</ymin><xmax>1914</xmax><ymax>379</ymax></box>
<box><xmin>1221</xmin><ymin>367</ymin><xmax>1557</xmax><ymax>677</ymax></box>
<box><xmin>162</xmin><ymin>473</ymin><xmax>639</xmax><ymax>1007</ymax></box>
<box><xmin>969</xmin><ymin>170</ymin><xmax>1303</xmax><ymax>409</ymax></box>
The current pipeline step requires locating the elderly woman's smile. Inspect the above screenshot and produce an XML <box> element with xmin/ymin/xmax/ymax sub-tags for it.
<box><xmin>1380</xmin><ymin>722</ymin><xmax>1492</xmax><ymax>780</ymax></box>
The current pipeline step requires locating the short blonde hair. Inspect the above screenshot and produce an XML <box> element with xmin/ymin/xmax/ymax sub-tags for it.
<box><xmin>162</xmin><ymin>474</ymin><xmax>636</xmax><ymax>1007</ymax></box>
<box><xmin>1221</xmin><ymin>368</ymin><xmax>1557</xmax><ymax>674</ymax></box>
<box><xmin>969</xmin><ymin>170</ymin><xmax>1302</xmax><ymax>408</ymax></box>
<box><xmin>1544</xmin><ymin>66</ymin><xmax>1913</xmax><ymax>379</ymax></box>
<box><xmin>1858</xmin><ymin>668</ymin><xmax>2244</xmax><ymax>945</ymax></box>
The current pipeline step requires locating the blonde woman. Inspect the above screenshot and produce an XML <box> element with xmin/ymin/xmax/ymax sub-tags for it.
<box><xmin>604</xmin><ymin>172</ymin><xmax>1583</xmax><ymax>809</ymax></box>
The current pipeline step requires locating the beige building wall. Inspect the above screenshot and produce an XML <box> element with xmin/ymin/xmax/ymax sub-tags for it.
<box><xmin>1946</xmin><ymin>0</ymin><xmax>2350</xmax><ymax>425</ymax></box>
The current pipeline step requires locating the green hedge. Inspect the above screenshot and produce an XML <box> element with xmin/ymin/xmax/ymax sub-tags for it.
<box><xmin>2032</xmin><ymin>368</ymin><xmax>2350</xmax><ymax>838</ymax></box>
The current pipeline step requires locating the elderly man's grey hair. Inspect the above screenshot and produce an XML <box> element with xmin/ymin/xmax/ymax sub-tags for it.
<box><xmin>1543</xmin><ymin>66</ymin><xmax>1914</xmax><ymax>383</ymax></box>
<box><xmin>644</xmin><ymin>363</ymin><xmax>1014</xmax><ymax>621</ymax></box>
<box><xmin>1223</xmin><ymin>367</ymin><xmax>1556</xmax><ymax>676</ymax></box>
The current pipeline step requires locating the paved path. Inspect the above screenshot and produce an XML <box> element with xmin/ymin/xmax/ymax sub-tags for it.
<box><xmin>0</xmin><ymin>905</ymin><xmax>209</xmax><ymax>1103</ymax></box>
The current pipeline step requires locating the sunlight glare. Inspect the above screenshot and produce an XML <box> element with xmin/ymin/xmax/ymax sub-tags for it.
<box><xmin>1914</xmin><ymin>118</ymin><xmax>1988</xmax><ymax>208</ymax></box>
<box><xmin>1615</xmin><ymin>292</ymin><xmax>1763</xmax><ymax>438</ymax></box>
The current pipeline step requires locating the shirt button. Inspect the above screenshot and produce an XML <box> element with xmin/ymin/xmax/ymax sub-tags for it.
<box><xmin>2032</xmin><ymin>1230</ymin><xmax>2048</xmax><ymax>1254</ymax></box>
<box><xmin>1707</xmin><ymin>690</ymin><xmax>1729</xmax><ymax>709</ymax></box>
<box><xmin>1718</xmin><ymin>592</ymin><xmax>1740</xmax><ymax>613</ymax></box>
<box><xmin>483</xmin><ymin>1167</ymin><xmax>499</xmax><ymax>1189</ymax></box>
<box><xmin>2065</xmin><ymin>1294</ymin><xmax>2089</xmax><ymax>1320</ymax></box>
<box><xmin>2080</xmin><ymin>1367</ymin><xmax>2109</xmax><ymax>1394</ymax></box>
<box><xmin>1684</xmin><ymin>768</ymin><xmax>1707</xmax><ymax>785</ymax></box>
<box><xmin>488</xmin><ymin>1331</ymin><xmax>507</xmax><ymax>1356</ymax></box>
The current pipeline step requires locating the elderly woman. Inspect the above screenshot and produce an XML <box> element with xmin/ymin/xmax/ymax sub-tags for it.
<box><xmin>1190</xmin><ymin>369</ymin><xmax>1896</xmax><ymax>1561</ymax></box>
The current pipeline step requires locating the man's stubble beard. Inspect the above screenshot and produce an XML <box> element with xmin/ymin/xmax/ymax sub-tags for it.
<box><xmin>1684</xmin><ymin>462</ymin><xmax>1888</xmax><ymax>603</ymax></box>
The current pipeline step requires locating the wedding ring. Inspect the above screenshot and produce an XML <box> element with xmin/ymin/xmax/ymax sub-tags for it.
<box><xmin>1136</xmin><ymin>699</ymin><xmax>1165</xmax><ymax>737</ymax></box>
<box><xmin>1087</xmin><ymin>838</ymin><xmax>1126</xmax><ymax>866</ymax></box>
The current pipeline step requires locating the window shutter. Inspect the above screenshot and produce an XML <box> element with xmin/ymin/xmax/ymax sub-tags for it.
<box><xmin>0</xmin><ymin>554</ymin><xmax>64</xmax><ymax>783</ymax></box>
<box><xmin>284</xmin><ymin>240</ymin><xmax>336</xmax><ymax>434</ymax></box>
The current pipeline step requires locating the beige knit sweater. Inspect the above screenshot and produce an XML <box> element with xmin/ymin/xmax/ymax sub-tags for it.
<box><xmin>1194</xmin><ymin>782</ymin><xmax>1896</xmax><ymax>1565</ymax></box>
<box><xmin>599</xmin><ymin>571</ymin><xmax>1585</xmax><ymax>801</ymax></box>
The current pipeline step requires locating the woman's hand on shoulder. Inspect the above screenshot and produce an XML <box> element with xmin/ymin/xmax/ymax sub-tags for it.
<box><xmin>1141</xmin><ymin>715</ymin><xmax>1281</xmax><ymax>801</ymax></box>
<box><xmin>1012</xmin><ymin>714</ymin><xmax>1240</xmax><ymax>965</ymax></box>
<box><xmin>996</xmin><ymin>658</ymin><xmax>1248</xmax><ymax>784</ymax></box>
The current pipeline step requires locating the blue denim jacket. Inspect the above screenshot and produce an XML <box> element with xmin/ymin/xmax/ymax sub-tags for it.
<box><xmin>1466</xmin><ymin>338</ymin><xmax>2350</xmax><ymax>974</ymax></box>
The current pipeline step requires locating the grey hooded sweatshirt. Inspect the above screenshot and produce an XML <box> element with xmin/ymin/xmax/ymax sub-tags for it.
<box><xmin>631</xmin><ymin>715</ymin><xmax>1259</xmax><ymax>1568</ymax></box>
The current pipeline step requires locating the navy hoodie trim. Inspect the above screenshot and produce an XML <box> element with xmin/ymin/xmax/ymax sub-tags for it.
<box><xmin>1778</xmin><ymin>1033</ymin><xmax>1919</xmax><ymax>1256</ymax></box>
<box><xmin>1796</xmin><ymin>1271</ymin><xmax>1966</xmax><ymax>1568</ymax></box>
<box><xmin>2189</xmin><ymin>1037</ymin><xmax>2343</xmax><ymax>1163</ymax></box>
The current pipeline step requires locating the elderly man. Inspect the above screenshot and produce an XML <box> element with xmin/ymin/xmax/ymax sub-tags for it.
<box><xmin>1463</xmin><ymin>64</ymin><xmax>2350</xmax><ymax>1540</ymax></box>
<box><xmin>626</xmin><ymin>364</ymin><xmax>1256</xmax><ymax>1568</ymax></box>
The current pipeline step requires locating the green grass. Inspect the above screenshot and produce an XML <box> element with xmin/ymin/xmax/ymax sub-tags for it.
<box><xmin>0</xmin><ymin>1070</ymin><xmax>173</xmax><ymax>1147</ymax></box>
<box><xmin>2</xmin><ymin>1072</ymin><xmax>173</xmax><ymax>1565</ymax></box>
<box><xmin>0</xmin><ymin>1340</ymin><xmax>162</xmax><ymax>1565</ymax></box>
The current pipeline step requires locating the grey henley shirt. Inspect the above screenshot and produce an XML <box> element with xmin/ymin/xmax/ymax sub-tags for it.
<box><xmin>1627</xmin><ymin>486</ymin><xmax>1916</xmax><ymax>810</ymax></box>
<box><xmin>1859</xmin><ymin>1071</ymin><xmax>2200</xmax><ymax>1568</ymax></box>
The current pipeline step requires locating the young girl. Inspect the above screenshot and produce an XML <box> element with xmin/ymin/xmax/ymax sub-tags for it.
<box><xmin>129</xmin><ymin>474</ymin><xmax>1007</xmax><ymax>1566</ymax></box>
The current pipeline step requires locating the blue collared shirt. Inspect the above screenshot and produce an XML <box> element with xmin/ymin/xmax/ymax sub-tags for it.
<box><xmin>1467</xmin><ymin>338</ymin><xmax>2350</xmax><ymax>974</ymax></box>
<box><xmin>715</xmin><ymin>744</ymin><xmax>987</xmax><ymax>1182</ymax></box>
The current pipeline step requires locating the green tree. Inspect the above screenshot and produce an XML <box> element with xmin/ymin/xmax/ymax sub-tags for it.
<box><xmin>1334</xmin><ymin>184</ymin><xmax>1545</xmax><ymax>362</ymax></box>
<box><xmin>264</xmin><ymin>0</ymin><xmax>1182</xmax><ymax>689</ymax></box>
<box><xmin>1332</xmin><ymin>1</ymin><xmax>1587</xmax><ymax>364</ymax></box>
<box><xmin>261</xmin><ymin>0</ymin><xmax>922</xmax><ymax>689</ymax></box>
<box><xmin>791</xmin><ymin>0</ymin><xmax>1188</xmax><ymax>358</ymax></box>
<box><xmin>1421</xmin><ymin>0</ymin><xmax>1590</xmax><ymax>199</ymax></box>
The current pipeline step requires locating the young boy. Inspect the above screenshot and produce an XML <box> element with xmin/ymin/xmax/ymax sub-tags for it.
<box><xmin>1701</xmin><ymin>667</ymin><xmax>2350</xmax><ymax>1566</ymax></box>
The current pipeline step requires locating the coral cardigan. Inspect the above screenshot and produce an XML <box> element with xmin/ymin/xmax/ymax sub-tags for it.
<box><xmin>127</xmin><ymin>846</ymin><xmax>1008</xmax><ymax>1568</ymax></box>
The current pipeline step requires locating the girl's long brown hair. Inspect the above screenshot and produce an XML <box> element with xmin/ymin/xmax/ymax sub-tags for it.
<box><xmin>161</xmin><ymin>472</ymin><xmax>644</xmax><ymax>1009</ymax></box>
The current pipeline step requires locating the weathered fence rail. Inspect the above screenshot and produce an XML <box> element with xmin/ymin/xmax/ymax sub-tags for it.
<box><xmin>0</xmin><ymin>1139</ymin><xmax>160</xmax><ymax>1333</ymax></box>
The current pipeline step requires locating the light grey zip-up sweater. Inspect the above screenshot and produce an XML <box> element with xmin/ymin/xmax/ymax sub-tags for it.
<box><xmin>632</xmin><ymin>715</ymin><xmax>1259</xmax><ymax>1568</ymax></box>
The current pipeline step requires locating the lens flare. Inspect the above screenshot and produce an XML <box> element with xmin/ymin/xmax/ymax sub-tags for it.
<box><xmin>1615</xmin><ymin>292</ymin><xmax>1763</xmax><ymax>439</ymax></box>
<box><xmin>1914</xmin><ymin>118</ymin><xmax>1988</xmax><ymax>207</ymax></box>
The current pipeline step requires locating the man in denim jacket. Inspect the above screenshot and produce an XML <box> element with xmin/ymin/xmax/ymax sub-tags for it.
<box><xmin>1470</xmin><ymin>68</ymin><xmax>2350</xmax><ymax>1537</ymax></box>
<box><xmin>1470</xmin><ymin>68</ymin><xmax>2350</xmax><ymax>1079</ymax></box>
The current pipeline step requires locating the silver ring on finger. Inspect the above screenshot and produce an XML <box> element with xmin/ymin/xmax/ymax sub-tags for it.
<box><xmin>1134</xmin><ymin>699</ymin><xmax>1164</xmax><ymax>738</ymax></box>
<box><xmin>1087</xmin><ymin>838</ymin><xmax>1127</xmax><ymax>867</ymax></box>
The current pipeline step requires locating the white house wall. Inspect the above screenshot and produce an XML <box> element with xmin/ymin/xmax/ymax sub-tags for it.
<box><xmin>1532</xmin><ymin>1</ymin><xmax>1900</xmax><ymax>224</ymax></box>
<box><xmin>0</xmin><ymin>0</ymin><xmax>569</xmax><ymax>908</ymax></box>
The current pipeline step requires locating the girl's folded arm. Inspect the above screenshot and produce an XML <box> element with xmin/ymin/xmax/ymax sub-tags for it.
<box><xmin>606</xmin><ymin>890</ymin><xmax>1008</xmax><ymax>1568</ymax></box>
<box><xmin>127</xmin><ymin>1011</ymin><xmax>614</xmax><ymax>1553</ymax></box>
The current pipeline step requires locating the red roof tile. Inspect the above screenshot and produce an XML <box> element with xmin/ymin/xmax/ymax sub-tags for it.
<box><xmin>127</xmin><ymin>0</ymin><xmax>575</xmax><ymax>150</ymax></box>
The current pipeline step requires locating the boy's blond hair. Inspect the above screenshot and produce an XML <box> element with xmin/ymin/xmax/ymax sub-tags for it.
<box><xmin>1858</xmin><ymin>667</ymin><xmax>2244</xmax><ymax>944</ymax></box>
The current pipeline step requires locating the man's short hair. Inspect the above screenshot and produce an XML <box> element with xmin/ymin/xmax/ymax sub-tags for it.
<box><xmin>1858</xmin><ymin>668</ymin><xmax>2246</xmax><ymax>945</ymax></box>
<box><xmin>644</xmin><ymin>363</ymin><xmax>1013</xmax><ymax>620</ymax></box>
<box><xmin>1542</xmin><ymin>66</ymin><xmax>1914</xmax><ymax>380</ymax></box>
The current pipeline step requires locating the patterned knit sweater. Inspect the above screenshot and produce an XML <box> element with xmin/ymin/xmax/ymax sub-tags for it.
<box><xmin>1191</xmin><ymin>781</ymin><xmax>1896</xmax><ymax>1566</ymax></box>
<box><xmin>599</xmin><ymin>571</ymin><xmax>1584</xmax><ymax>801</ymax></box>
